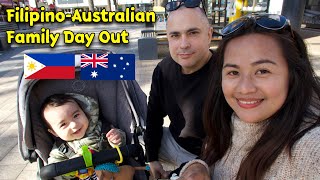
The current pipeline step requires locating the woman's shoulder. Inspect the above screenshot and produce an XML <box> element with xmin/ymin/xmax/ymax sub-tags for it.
<box><xmin>292</xmin><ymin>126</ymin><xmax>320</xmax><ymax>164</ymax></box>
<box><xmin>286</xmin><ymin>126</ymin><xmax>320</xmax><ymax>178</ymax></box>
<box><xmin>302</xmin><ymin>124</ymin><xmax>320</xmax><ymax>137</ymax></box>
<box><xmin>295</xmin><ymin>125</ymin><xmax>320</xmax><ymax>150</ymax></box>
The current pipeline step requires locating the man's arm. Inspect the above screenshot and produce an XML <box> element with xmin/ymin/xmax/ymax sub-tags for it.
<box><xmin>144</xmin><ymin>65</ymin><xmax>166</xmax><ymax>162</ymax></box>
<box><xmin>144</xmin><ymin>65</ymin><xmax>168</xmax><ymax>178</ymax></box>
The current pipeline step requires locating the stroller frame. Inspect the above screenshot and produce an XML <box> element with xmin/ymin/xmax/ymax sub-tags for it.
<box><xmin>17</xmin><ymin>49</ymin><xmax>148</xmax><ymax>179</ymax></box>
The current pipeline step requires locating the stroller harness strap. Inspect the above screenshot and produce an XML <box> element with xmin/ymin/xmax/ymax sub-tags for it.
<box><xmin>82</xmin><ymin>146</ymin><xmax>93</xmax><ymax>168</ymax></box>
<box><xmin>55</xmin><ymin>132</ymin><xmax>111</xmax><ymax>159</ymax></box>
<box><xmin>56</xmin><ymin>142</ymin><xmax>77</xmax><ymax>159</ymax></box>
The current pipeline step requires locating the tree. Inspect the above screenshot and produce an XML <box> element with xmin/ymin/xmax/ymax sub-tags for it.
<box><xmin>113</xmin><ymin>0</ymin><xmax>118</xmax><ymax>10</ymax></box>
<box><xmin>107</xmin><ymin>0</ymin><xmax>111</xmax><ymax>11</ymax></box>
<box><xmin>106</xmin><ymin>0</ymin><xmax>118</xmax><ymax>11</ymax></box>
<box><xmin>88</xmin><ymin>0</ymin><xmax>94</xmax><ymax>11</ymax></box>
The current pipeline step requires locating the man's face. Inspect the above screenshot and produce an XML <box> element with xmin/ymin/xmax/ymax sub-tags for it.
<box><xmin>167</xmin><ymin>7</ymin><xmax>213</xmax><ymax>74</ymax></box>
<box><xmin>44</xmin><ymin>101</ymin><xmax>89</xmax><ymax>141</ymax></box>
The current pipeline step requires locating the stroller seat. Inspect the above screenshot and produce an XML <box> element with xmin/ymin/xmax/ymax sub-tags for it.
<box><xmin>17</xmin><ymin>49</ymin><xmax>148</xmax><ymax>179</ymax></box>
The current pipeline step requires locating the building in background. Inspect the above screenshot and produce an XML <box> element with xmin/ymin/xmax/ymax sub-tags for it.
<box><xmin>54</xmin><ymin>0</ymin><xmax>109</xmax><ymax>12</ymax></box>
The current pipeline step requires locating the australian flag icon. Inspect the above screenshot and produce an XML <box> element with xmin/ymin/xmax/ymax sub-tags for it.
<box><xmin>80</xmin><ymin>53</ymin><xmax>135</xmax><ymax>80</ymax></box>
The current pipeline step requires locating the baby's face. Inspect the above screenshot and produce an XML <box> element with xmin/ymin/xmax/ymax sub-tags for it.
<box><xmin>44</xmin><ymin>100</ymin><xmax>89</xmax><ymax>141</ymax></box>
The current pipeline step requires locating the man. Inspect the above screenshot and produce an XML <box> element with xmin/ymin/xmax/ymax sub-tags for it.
<box><xmin>144</xmin><ymin>1</ymin><xmax>215</xmax><ymax>179</ymax></box>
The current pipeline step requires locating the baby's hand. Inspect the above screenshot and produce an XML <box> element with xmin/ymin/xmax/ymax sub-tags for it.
<box><xmin>106</xmin><ymin>128</ymin><xmax>123</xmax><ymax>146</ymax></box>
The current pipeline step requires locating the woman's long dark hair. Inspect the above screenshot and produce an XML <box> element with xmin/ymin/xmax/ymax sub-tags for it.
<box><xmin>201</xmin><ymin>25</ymin><xmax>320</xmax><ymax>179</ymax></box>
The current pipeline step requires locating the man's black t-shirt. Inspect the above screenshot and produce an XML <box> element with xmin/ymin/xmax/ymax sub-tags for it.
<box><xmin>145</xmin><ymin>51</ymin><xmax>216</xmax><ymax>162</ymax></box>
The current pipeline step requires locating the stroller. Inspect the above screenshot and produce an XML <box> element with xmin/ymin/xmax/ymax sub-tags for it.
<box><xmin>17</xmin><ymin>49</ymin><xmax>148</xmax><ymax>179</ymax></box>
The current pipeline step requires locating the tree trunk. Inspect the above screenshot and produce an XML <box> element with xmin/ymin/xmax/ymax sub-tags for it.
<box><xmin>88</xmin><ymin>0</ymin><xmax>94</xmax><ymax>11</ymax></box>
<box><xmin>113</xmin><ymin>0</ymin><xmax>118</xmax><ymax>11</ymax></box>
<box><xmin>107</xmin><ymin>0</ymin><xmax>112</xmax><ymax>11</ymax></box>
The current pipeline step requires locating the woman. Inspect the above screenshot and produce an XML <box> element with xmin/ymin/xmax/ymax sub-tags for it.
<box><xmin>177</xmin><ymin>14</ymin><xmax>320</xmax><ymax>180</ymax></box>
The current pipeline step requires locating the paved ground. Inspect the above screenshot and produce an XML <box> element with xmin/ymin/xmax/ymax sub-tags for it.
<box><xmin>0</xmin><ymin>23</ymin><xmax>319</xmax><ymax>179</ymax></box>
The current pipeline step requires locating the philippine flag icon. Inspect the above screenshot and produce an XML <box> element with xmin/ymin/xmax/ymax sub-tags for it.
<box><xmin>24</xmin><ymin>54</ymin><xmax>75</xmax><ymax>79</ymax></box>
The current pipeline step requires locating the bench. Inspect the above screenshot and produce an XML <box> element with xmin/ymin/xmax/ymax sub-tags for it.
<box><xmin>138</xmin><ymin>29</ymin><xmax>222</xmax><ymax>60</ymax></box>
<box><xmin>303</xmin><ymin>9</ymin><xmax>320</xmax><ymax>29</ymax></box>
<box><xmin>0</xmin><ymin>22</ymin><xmax>19</xmax><ymax>51</ymax></box>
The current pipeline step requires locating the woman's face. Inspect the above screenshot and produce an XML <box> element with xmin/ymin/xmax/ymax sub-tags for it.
<box><xmin>222</xmin><ymin>33</ymin><xmax>289</xmax><ymax>123</ymax></box>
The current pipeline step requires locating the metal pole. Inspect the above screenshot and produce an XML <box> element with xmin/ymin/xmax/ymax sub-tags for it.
<box><xmin>281</xmin><ymin>0</ymin><xmax>306</xmax><ymax>32</ymax></box>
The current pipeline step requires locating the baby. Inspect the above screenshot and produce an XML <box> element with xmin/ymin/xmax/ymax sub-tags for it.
<box><xmin>41</xmin><ymin>93</ymin><xmax>133</xmax><ymax>179</ymax></box>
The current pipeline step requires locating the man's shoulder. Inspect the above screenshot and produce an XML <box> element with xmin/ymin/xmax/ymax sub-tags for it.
<box><xmin>152</xmin><ymin>56</ymin><xmax>178</xmax><ymax>80</ymax></box>
<box><xmin>158</xmin><ymin>56</ymin><xmax>177</xmax><ymax>71</ymax></box>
